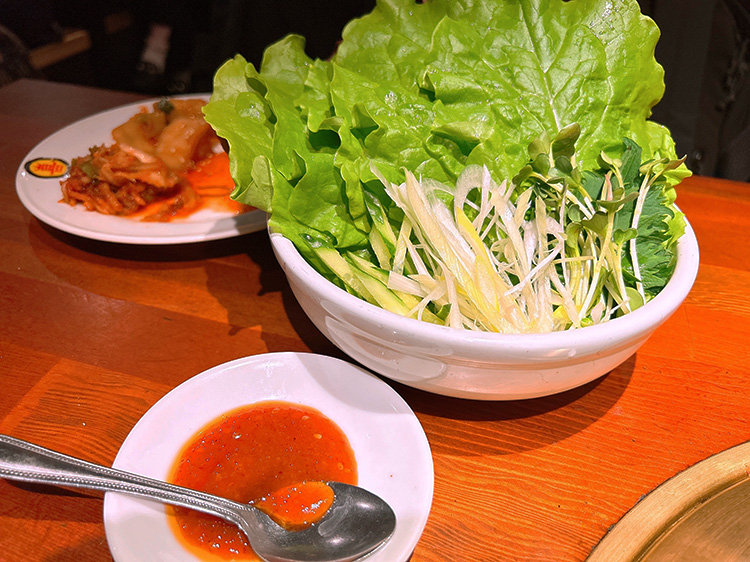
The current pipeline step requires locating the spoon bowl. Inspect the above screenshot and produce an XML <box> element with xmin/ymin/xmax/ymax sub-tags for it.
<box><xmin>0</xmin><ymin>434</ymin><xmax>396</xmax><ymax>562</ymax></box>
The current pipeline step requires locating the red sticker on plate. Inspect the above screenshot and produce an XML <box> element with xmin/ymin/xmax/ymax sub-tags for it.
<box><xmin>25</xmin><ymin>158</ymin><xmax>69</xmax><ymax>178</ymax></box>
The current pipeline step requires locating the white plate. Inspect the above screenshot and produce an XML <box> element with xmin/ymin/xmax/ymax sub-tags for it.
<box><xmin>103</xmin><ymin>352</ymin><xmax>434</xmax><ymax>561</ymax></box>
<box><xmin>15</xmin><ymin>96</ymin><xmax>267</xmax><ymax>244</ymax></box>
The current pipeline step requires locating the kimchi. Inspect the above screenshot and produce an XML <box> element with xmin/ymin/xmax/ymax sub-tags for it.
<box><xmin>60</xmin><ymin>98</ymin><xmax>241</xmax><ymax>221</ymax></box>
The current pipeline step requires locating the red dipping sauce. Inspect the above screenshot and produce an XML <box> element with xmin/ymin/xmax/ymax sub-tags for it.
<box><xmin>167</xmin><ymin>401</ymin><xmax>357</xmax><ymax>561</ymax></box>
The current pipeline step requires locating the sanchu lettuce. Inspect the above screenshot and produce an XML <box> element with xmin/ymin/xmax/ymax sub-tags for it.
<box><xmin>203</xmin><ymin>0</ymin><xmax>691</xmax><ymax>333</ymax></box>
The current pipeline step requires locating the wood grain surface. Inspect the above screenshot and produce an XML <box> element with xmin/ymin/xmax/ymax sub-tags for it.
<box><xmin>1</xmin><ymin>79</ymin><xmax>749</xmax><ymax>562</ymax></box>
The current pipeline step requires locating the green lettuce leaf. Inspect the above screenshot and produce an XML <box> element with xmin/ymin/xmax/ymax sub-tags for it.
<box><xmin>204</xmin><ymin>0</ymin><xmax>688</xmax><ymax>285</ymax></box>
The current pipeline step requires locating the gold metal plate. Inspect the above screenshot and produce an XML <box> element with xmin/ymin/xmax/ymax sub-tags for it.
<box><xmin>587</xmin><ymin>441</ymin><xmax>750</xmax><ymax>561</ymax></box>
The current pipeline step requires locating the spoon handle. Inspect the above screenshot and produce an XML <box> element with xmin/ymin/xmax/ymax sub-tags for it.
<box><xmin>0</xmin><ymin>434</ymin><xmax>250</xmax><ymax>528</ymax></box>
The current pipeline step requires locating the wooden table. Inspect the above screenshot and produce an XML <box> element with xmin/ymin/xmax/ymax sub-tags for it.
<box><xmin>1</xmin><ymin>78</ymin><xmax>749</xmax><ymax>562</ymax></box>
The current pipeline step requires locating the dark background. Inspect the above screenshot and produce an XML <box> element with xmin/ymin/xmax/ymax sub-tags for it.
<box><xmin>2</xmin><ymin>0</ymin><xmax>750</xmax><ymax>182</ymax></box>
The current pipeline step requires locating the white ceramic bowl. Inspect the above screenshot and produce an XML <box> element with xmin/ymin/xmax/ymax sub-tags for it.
<box><xmin>270</xmin><ymin>221</ymin><xmax>700</xmax><ymax>400</ymax></box>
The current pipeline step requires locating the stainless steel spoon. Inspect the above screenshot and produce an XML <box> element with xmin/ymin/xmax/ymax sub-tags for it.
<box><xmin>0</xmin><ymin>434</ymin><xmax>396</xmax><ymax>562</ymax></box>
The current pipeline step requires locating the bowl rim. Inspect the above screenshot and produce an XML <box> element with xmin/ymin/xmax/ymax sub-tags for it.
<box><xmin>270</xmin><ymin>216</ymin><xmax>699</xmax><ymax>352</ymax></box>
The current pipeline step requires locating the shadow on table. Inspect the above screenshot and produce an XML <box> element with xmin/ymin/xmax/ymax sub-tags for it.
<box><xmin>2</xmin><ymin>480</ymin><xmax>102</xmax><ymax>524</ymax></box>
<box><xmin>245</xmin><ymin>239</ymin><xmax>347</xmax><ymax>358</ymax></box>
<box><xmin>41</xmin><ymin>539</ymin><xmax>114</xmax><ymax>562</ymax></box>
<box><xmin>395</xmin><ymin>358</ymin><xmax>634</xmax><ymax>456</ymax></box>
<box><xmin>29</xmin><ymin>219</ymin><xmax>345</xmax><ymax>357</ymax></box>
<box><xmin>33</xmin><ymin>220</ymin><xmax>255</xmax><ymax>262</ymax></box>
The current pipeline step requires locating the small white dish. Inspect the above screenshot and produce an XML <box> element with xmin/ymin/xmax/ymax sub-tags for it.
<box><xmin>103</xmin><ymin>352</ymin><xmax>434</xmax><ymax>561</ymax></box>
<box><xmin>15</xmin><ymin>95</ymin><xmax>267</xmax><ymax>244</ymax></box>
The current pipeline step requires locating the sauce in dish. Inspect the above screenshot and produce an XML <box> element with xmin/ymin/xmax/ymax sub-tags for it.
<box><xmin>167</xmin><ymin>401</ymin><xmax>357</xmax><ymax>561</ymax></box>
